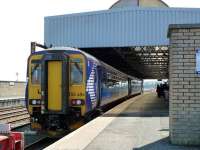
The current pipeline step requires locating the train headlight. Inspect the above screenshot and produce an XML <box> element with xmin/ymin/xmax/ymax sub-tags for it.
<box><xmin>71</xmin><ymin>100</ymin><xmax>76</xmax><ymax>105</ymax></box>
<box><xmin>32</xmin><ymin>117</ymin><xmax>38</xmax><ymax>122</ymax></box>
<box><xmin>76</xmin><ymin>100</ymin><xmax>82</xmax><ymax>105</ymax></box>
<box><xmin>71</xmin><ymin>99</ymin><xmax>84</xmax><ymax>106</ymax></box>
<box><xmin>31</xmin><ymin>99</ymin><xmax>41</xmax><ymax>105</ymax></box>
<box><xmin>32</xmin><ymin>100</ymin><xmax>37</xmax><ymax>105</ymax></box>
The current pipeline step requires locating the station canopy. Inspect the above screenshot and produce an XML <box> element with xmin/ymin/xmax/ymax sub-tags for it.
<box><xmin>44</xmin><ymin>0</ymin><xmax>200</xmax><ymax>79</ymax></box>
<box><xmin>82</xmin><ymin>46</ymin><xmax>168</xmax><ymax>79</ymax></box>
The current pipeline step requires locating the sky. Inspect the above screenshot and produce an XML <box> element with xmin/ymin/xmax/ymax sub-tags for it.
<box><xmin>0</xmin><ymin>0</ymin><xmax>200</xmax><ymax>81</ymax></box>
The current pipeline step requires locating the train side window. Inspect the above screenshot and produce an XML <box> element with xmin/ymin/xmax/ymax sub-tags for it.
<box><xmin>31</xmin><ymin>63</ymin><xmax>41</xmax><ymax>85</ymax></box>
<box><xmin>70</xmin><ymin>59</ymin><xmax>83</xmax><ymax>85</ymax></box>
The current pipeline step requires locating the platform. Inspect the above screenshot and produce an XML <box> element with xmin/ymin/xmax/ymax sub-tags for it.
<box><xmin>45</xmin><ymin>93</ymin><xmax>200</xmax><ymax>150</ymax></box>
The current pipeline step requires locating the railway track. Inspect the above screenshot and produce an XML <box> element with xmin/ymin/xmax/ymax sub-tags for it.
<box><xmin>25</xmin><ymin>136</ymin><xmax>59</xmax><ymax>150</ymax></box>
<box><xmin>0</xmin><ymin>106</ymin><xmax>54</xmax><ymax>149</ymax></box>
<box><xmin>0</xmin><ymin>106</ymin><xmax>30</xmax><ymax>129</ymax></box>
<box><xmin>0</xmin><ymin>96</ymin><xmax>140</xmax><ymax>149</ymax></box>
<box><xmin>0</xmin><ymin>106</ymin><xmax>24</xmax><ymax>112</ymax></box>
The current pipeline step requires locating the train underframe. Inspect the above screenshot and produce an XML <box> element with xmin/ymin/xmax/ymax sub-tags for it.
<box><xmin>30</xmin><ymin>107</ymin><xmax>102</xmax><ymax>136</ymax></box>
<box><xmin>31</xmin><ymin>94</ymin><xmax>140</xmax><ymax>135</ymax></box>
<box><xmin>31</xmin><ymin>107</ymin><xmax>85</xmax><ymax>133</ymax></box>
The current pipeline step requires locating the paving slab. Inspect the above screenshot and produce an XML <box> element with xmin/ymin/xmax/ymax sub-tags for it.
<box><xmin>45</xmin><ymin>93</ymin><xmax>200</xmax><ymax>150</ymax></box>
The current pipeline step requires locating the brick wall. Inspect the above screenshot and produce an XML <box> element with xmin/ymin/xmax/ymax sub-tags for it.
<box><xmin>168</xmin><ymin>24</ymin><xmax>200</xmax><ymax>145</ymax></box>
<box><xmin>0</xmin><ymin>81</ymin><xmax>26</xmax><ymax>98</ymax></box>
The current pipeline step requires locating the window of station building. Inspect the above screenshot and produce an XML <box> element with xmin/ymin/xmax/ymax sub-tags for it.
<box><xmin>31</xmin><ymin>63</ymin><xmax>41</xmax><ymax>85</ymax></box>
<box><xmin>70</xmin><ymin>58</ymin><xmax>83</xmax><ymax>85</ymax></box>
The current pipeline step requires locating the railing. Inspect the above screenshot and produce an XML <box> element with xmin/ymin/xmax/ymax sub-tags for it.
<box><xmin>0</xmin><ymin>98</ymin><xmax>25</xmax><ymax>108</ymax></box>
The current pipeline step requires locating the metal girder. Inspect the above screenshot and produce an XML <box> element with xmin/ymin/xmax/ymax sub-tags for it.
<box><xmin>82</xmin><ymin>46</ymin><xmax>169</xmax><ymax>79</ymax></box>
<box><xmin>115</xmin><ymin>46</ymin><xmax>169</xmax><ymax>79</ymax></box>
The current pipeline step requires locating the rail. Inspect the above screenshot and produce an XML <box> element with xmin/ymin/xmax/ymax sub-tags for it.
<box><xmin>25</xmin><ymin>137</ymin><xmax>48</xmax><ymax>149</ymax></box>
<box><xmin>0</xmin><ymin>106</ymin><xmax>30</xmax><ymax>129</ymax></box>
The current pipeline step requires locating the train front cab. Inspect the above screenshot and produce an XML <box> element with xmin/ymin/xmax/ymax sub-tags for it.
<box><xmin>27</xmin><ymin>51</ymin><xmax>87</xmax><ymax>131</ymax></box>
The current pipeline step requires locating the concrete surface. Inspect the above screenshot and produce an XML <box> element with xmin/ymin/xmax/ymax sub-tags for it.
<box><xmin>45</xmin><ymin>93</ymin><xmax>200</xmax><ymax>150</ymax></box>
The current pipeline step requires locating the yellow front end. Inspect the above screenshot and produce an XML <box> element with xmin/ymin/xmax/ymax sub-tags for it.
<box><xmin>27</xmin><ymin>51</ymin><xmax>87</xmax><ymax>132</ymax></box>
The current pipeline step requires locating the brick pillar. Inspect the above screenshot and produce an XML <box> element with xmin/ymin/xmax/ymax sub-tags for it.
<box><xmin>168</xmin><ymin>24</ymin><xmax>200</xmax><ymax>145</ymax></box>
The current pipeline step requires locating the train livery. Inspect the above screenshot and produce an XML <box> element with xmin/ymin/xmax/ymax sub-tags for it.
<box><xmin>26</xmin><ymin>47</ymin><xmax>142</xmax><ymax>132</ymax></box>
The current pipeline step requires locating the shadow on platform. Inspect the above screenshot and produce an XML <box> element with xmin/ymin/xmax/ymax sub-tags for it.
<box><xmin>133</xmin><ymin>137</ymin><xmax>200</xmax><ymax>150</ymax></box>
<box><xmin>103</xmin><ymin>111</ymin><xmax>169</xmax><ymax>117</ymax></box>
<box><xmin>103</xmin><ymin>92</ymin><xmax>169</xmax><ymax>117</ymax></box>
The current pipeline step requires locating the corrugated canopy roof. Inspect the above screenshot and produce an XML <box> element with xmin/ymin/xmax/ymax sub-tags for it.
<box><xmin>44</xmin><ymin>7</ymin><xmax>200</xmax><ymax>79</ymax></box>
<box><xmin>45</xmin><ymin>7</ymin><xmax>200</xmax><ymax>48</ymax></box>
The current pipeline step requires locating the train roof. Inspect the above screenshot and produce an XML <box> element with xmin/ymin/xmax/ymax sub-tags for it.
<box><xmin>48</xmin><ymin>47</ymin><xmax>81</xmax><ymax>52</ymax></box>
<box><xmin>32</xmin><ymin>47</ymin><xmax>100</xmax><ymax>63</ymax></box>
<box><xmin>31</xmin><ymin>47</ymin><xmax>140</xmax><ymax>80</ymax></box>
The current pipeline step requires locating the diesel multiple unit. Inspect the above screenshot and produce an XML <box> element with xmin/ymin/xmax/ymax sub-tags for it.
<box><xmin>26</xmin><ymin>47</ymin><xmax>142</xmax><ymax>132</ymax></box>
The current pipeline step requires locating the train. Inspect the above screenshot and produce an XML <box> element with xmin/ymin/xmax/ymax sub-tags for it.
<box><xmin>26</xmin><ymin>45</ymin><xmax>142</xmax><ymax>133</ymax></box>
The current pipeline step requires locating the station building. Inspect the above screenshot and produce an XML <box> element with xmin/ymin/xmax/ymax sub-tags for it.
<box><xmin>44</xmin><ymin>0</ymin><xmax>200</xmax><ymax>145</ymax></box>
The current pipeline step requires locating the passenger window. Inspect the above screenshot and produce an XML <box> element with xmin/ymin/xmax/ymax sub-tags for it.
<box><xmin>31</xmin><ymin>63</ymin><xmax>41</xmax><ymax>85</ymax></box>
<box><xmin>70</xmin><ymin>59</ymin><xmax>83</xmax><ymax>84</ymax></box>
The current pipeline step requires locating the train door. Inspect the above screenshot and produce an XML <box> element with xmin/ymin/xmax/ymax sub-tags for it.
<box><xmin>41</xmin><ymin>53</ymin><xmax>69</xmax><ymax>114</ymax></box>
<box><xmin>47</xmin><ymin>61</ymin><xmax>62</xmax><ymax>111</ymax></box>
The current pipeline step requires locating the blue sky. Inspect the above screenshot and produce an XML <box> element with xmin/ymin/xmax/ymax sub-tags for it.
<box><xmin>0</xmin><ymin>0</ymin><xmax>200</xmax><ymax>81</ymax></box>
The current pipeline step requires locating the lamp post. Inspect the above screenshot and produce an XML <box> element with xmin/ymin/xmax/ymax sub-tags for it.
<box><xmin>16</xmin><ymin>72</ymin><xmax>19</xmax><ymax>81</ymax></box>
